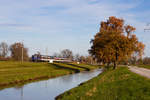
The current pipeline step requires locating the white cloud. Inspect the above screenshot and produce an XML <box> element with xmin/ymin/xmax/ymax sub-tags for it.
<box><xmin>0</xmin><ymin>0</ymin><xmax>149</xmax><ymax>56</ymax></box>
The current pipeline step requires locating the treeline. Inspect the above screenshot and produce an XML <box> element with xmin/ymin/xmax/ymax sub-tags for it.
<box><xmin>142</xmin><ymin>57</ymin><xmax>150</xmax><ymax>65</ymax></box>
<box><xmin>0</xmin><ymin>43</ymin><xmax>96</xmax><ymax>64</ymax></box>
<box><xmin>1</xmin><ymin>41</ymin><xmax>150</xmax><ymax>65</ymax></box>
<box><xmin>0</xmin><ymin>42</ymin><xmax>29</xmax><ymax>61</ymax></box>
<box><xmin>52</xmin><ymin>49</ymin><xmax>97</xmax><ymax>64</ymax></box>
<box><xmin>128</xmin><ymin>56</ymin><xmax>150</xmax><ymax>65</ymax></box>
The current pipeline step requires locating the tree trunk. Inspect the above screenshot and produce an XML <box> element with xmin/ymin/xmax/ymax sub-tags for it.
<box><xmin>114</xmin><ymin>50</ymin><xmax>118</xmax><ymax>69</ymax></box>
<box><xmin>107</xmin><ymin>63</ymin><xmax>110</xmax><ymax>67</ymax></box>
<box><xmin>106</xmin><ymin>62</ymin><xmax>110</xmax><ymax>69</ymax></box>
<box><xmin>113</xmin><ymin>61</ymin><xmax>116</xmax><ymax>69</ymax></box>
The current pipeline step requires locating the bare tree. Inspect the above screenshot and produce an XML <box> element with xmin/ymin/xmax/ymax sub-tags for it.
<box><xmin>74</xmin><ymin>54</ymin><xmax>80</xmax><ymax>62</ymax></box>
<box><xmin>53</xmin><ymin>52</ymin><xmax>61</xmax><ymax>58</ymax></box>
<box><xmin>61</xmin><ymin>49</ymin><xmax>73</xmax><ymax>60</ymax></box>
<box><xmin>143</xmin><ymin>57</ymin><xmax>150</xmax><ymax>65</ymax></box>
<box><xmin>10</xmin><ymin>42</ymin><xmax>29</xmax><ymax>61</ymax></box>
<box><xmin>80</xmin><ymin>56</ymin><xmax>86</xmax><ymax>63</ymax></box>
<box><xmin>0</xmin><ymin>42</ymin><xmax>9</xmax><ymax>58</ymax></box>
<box><xmin>85</xmin><ymin>56</ymin><xmax>94</xmax><ymax>64</ymax></box>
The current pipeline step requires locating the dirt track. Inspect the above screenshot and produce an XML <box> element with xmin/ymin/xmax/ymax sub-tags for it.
<box><xmin>128</xmin><ymin>66</ymin><xmax>150</xmax><ymax>79</ymax></box>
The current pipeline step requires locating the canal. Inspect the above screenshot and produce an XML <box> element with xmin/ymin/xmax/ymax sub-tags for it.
<box><xmin>0</xmin><ymin>69</ymin><xmax>102</xmax><ymax>100</ymax></box>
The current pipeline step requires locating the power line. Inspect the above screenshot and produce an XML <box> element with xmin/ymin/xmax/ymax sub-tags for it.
<box><xmin>144</xmin><ymin>28</ymin><xmax>150</xmax><ymax>32</ymax></box>
<box><xmin>144</xmin><ymin>23</ymin><xmax>150</xmax><ymax>32</ymax></box>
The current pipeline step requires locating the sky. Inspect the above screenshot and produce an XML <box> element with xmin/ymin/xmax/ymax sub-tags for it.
<box><xmin>0</xmin><ymin>0</ymin><xmax>150</xmax><ymax>56</ymax></box>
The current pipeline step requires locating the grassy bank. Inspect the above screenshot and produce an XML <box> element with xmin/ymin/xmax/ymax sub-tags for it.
<box><xmin>56</xmin><ymin>67</ymin><xmax>150</xmax><ymax>100</ymax></box>
<box><xmin>137</xmin><ymin>65</ymin><xmax>150</xmax><ymax>69</ymax></box>
<box><xmin>0</xmin><ymin>61</ymin><xmax>99</xmax><ymax>89</ymax></box>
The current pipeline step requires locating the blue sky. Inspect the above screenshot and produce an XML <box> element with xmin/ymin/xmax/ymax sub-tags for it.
<box><xmin>0</xmin><ymin>0</ymin><xmax>150</xmax><ymax>56</ymax></box>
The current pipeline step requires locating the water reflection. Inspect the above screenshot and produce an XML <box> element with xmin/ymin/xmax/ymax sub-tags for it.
<box><xmin>0</xmin><ymin>69</ymin><xmax>102</xmax><ymax>100</ymax></box>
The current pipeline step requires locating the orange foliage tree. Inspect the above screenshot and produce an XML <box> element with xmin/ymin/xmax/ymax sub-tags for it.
<box><xmin>89</xmin><ymin>16</ymin><xmax>145</xmax><ymax>69</ymax></box>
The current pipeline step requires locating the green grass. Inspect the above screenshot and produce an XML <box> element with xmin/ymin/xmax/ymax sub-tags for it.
<box><xmin>56</xmin><ymin>67</ymin><xmax>150</xmax><ymax>100</ymax></box>
<box><xmin>137</xmin><ymin>65</ymin><xmax>150</xmax><ymax>69</ymax></box>
<box><xmin>0</xmin><ymin>61</ymin><xmax>99</xmax><ymax>89</ymax></box>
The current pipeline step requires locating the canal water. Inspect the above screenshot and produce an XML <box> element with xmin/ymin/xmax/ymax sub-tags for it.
<box><xmin>0</xmin><ymin>69</ymin><xmax>102</xmax><ymax>100</ymax></box>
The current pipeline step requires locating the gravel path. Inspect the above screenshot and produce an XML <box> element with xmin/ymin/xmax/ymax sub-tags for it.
<box><xmin>128</xmin><ymin>66</ymin><xmax>150</xmax><ymax>79</ymax></box>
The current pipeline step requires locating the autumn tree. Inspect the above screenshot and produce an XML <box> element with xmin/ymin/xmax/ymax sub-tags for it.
<box><xmin>89</xmin><ymin>16</ymin><xmax>145</xmax><ymax>69</ymax></box>
<box><xmin>10</xmin><ymin>42</ymin><xmax>29</xmax><ymax>61</ymax></box>
<box><xmin>0</xmin><ymin>42</ymin><xmax>9</xmax><ymax>58</ymax></box>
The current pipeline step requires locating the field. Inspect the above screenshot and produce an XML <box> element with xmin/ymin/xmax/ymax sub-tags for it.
<box><xmin>56</xmin><ymin>67</ymin><xmax>150</xmax><ymax>100</ymax></box>
<box><xmin>0</xmin><ymin>61</ymin><xmax>99</xmax><ymax>89</ymax></box>
<box><xmin>137</xmin><ymin>65</ymin><xmax>150</xmax><ymax>69</ymax></box>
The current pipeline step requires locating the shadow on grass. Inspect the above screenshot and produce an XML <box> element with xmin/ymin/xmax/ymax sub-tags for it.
<box><xmin>66</xmin><ymin>63</ymin><xmax>90</xmax><ymax>71</ymax></box>
<box><xmin>51</xmin><ymin>63</ymin><xmax>80</xmax><ymax>73</ymax></box>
